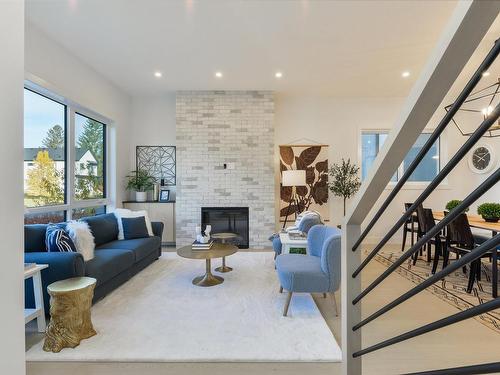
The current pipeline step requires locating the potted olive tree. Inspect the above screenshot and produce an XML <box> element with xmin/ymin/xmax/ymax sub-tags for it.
<box><xmin>477</xmin><ymin>203</ymin><xmax>500</xmax><ymax>223</ymax></box>
<box><xmin>126</xmin><ymin>170</ymin><xmax>155</xmax><ymax>202</ymax></box>
<box><xmin>328</xmin><ymin>158</ymin><xmax>361</xmax><ymax>217</ymax></box>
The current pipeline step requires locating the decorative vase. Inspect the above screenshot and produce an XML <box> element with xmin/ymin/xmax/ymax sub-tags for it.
<box><xmin>483</xmin><ymin>216</ymin><xmax>499</xmax><ymax>223</ymax></box>
<box><xmin>152</xmin><ymin>183</ymin><xmax>159</xmax><ymax>201</ymax></box>
<box><xmin>136</xmin><ymin>191</ymin><xmax>147</xmax><ymax>202</ymax></box>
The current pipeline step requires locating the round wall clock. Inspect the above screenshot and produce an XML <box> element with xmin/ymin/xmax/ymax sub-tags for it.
<box><xmin>468</xmin><ymin>144</ymin><xmax>496</xmax><ymax>174</ymax></box>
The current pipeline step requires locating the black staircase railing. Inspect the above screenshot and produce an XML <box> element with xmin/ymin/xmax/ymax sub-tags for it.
<box><xmin>349</xmin><ymin>39</ymin><xmax>500</xmax><ymax>374</ymax></box>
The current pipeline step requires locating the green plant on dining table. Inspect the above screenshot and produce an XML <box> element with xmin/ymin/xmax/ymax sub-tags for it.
<box><xmin>125</xmin><ymin>170</ymin><xmax>155</xmax><ymax>192</ymax></box>
<box><xmin>477</xmin><ymin>203</ymin><xmax>500</xmax><ymax>222</ymax></box>
<box><xmin>445</xmin><ymin>199</ymin><xmax>469</xmax><ymax>213</ymax></box>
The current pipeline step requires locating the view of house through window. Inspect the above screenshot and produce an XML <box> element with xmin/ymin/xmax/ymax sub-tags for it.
<box><xmin>24</xmin><ymin>88</ymin><xmax>108</xmax><ymax>224</ymax></box>
<box><xmin>75</xmin><ymin>113</ymin><xmax>106</xmax><ymax>200</ymax></box>
<box><xmin>24</xmin><ymin>89</ymin><xmax>66</xmax><ymax>208</ymax></box>
<box><xmin>361</xmin><ymin>131</ymin><xmax>440</xmax><ymax>183</ymax></box>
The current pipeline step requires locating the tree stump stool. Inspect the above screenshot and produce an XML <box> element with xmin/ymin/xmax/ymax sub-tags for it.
<box><xmin>43</xmin><ymin>277</ymin><xmax>97</xmax><ymax>353</ymax></box>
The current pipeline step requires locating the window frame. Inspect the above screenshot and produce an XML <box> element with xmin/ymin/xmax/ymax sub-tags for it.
<box><xmin>24</xmin><ymin>81</ymin><xmax>110</xmax><ymax>221</ymax></box>
<box><xmin>359</xmin><ymin>129</ymin><xmax>447</xmax><ymax>190</ymax></box>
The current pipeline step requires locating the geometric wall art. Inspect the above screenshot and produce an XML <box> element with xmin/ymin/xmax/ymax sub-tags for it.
<box><xmin>279</xmin><ymin>144</ymin><xmax>329</xmax><ymax>221</ymax></box>
<box><xmin>136</xmin><ymin>146</ymin><xmax>176</xmax><ymax>185</ymax></box>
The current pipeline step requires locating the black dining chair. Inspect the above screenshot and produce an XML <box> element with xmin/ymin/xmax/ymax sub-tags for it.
<box><xmin>412</xmin><ymin>205</ymin><xmax>445</xmax><ymax>274</ymax></box>
<box><xmin>444</xmin><ymin>213</ymin><xmax>494</xmax><ymax>294</ymax></box>
<box><xmin>401</xmin><ymin>202</ymin><xmax>419</xmax><ymax>252</ymax></box>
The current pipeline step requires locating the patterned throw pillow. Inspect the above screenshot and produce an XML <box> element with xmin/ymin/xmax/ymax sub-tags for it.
<box><xmin>46</xmin><ymin>224</ymin><xmax>77</xmax><ymax>253</ymax></box>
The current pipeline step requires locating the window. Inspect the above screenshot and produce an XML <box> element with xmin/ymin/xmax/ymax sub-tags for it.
<box><xmin>75</xmin><ymin>113</ymin><xmax>106</xmax><ymax>200</ymax></box>
<box><xmin>24</xmin><ymin>88</ymin><xmax>66</xmax><ymax>207</ymax></box>
<box><xmin>24</xmin><ymin>87</ymin><xmax>109</xmax><ymax>224</ymax></box>
<box><xmin>403</xmin><ymin>133</ymin><xmax>440</xmax><ymax>182</ymax></box>
<box><xmin>71</xmin><ymin>206</ymin><xmax>106</xmax><ymax>220</ymax></box>
<box><xmin>361</xmin><ymin>131</ymin><xmax>440</xmax><ymax>184</ymax></box>
<box><xmin>361</xmin><ymin>132</ymin><xmax>397</xmax><ymax>182</ymax></box>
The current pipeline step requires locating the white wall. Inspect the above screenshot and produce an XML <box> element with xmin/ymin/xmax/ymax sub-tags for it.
<box><xmin>274</xmin><ymin>93</ymin><xmax>499</xmax><ymax>243</ymax></box>
<box><xmin>0</xmin><ymin>0</ymin><xmax>25</xmax><ymax>373</ymax></box>
<box><xmin>129</xmin><ymin>94</ymin><xmax>176</xmax><ymax>200</ymax></box>
<box><xmin>128</xmin><ymin>91</ymin><xmax>499</xmax><ymax>243</ymax></box>
<box><xmin>25</xmin><ymin>21</ymin><xmax>133</xmax><ymax>207</ymax></box>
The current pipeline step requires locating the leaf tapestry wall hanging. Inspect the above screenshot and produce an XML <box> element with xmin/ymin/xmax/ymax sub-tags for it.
<box><xmin>279</xmin><ymin>145</ymin><xmax>329</xmax><ymax>221</ymax></box>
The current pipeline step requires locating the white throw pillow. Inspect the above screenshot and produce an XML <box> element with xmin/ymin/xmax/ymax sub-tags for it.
<box><xmin>113</xmin><ymin>208</ymin><xmax>153</xmax><ymax>240</ymax></box>
<box><xmin>66</xmin><ymin>221</ymin><xmax>95</xmax><ymax>261</ymax></box>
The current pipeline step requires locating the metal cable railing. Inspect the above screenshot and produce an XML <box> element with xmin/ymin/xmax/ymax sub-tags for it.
<box><xmin>347</xmin><ymin>37</ymin><xmax>500</xmax><ymax>374</ymax></box>
<box><xmin>351</xmin><ymin>39</ymin><xmax>500</xmax><ymax>253</ymax></box>
<box><xmin>352</xmin><ymin>103</ymin><xmax>500</xmax><ymax>278</ymax></box>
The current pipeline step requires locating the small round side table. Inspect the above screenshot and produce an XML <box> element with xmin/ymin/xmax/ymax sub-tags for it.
<box><xmin>211</xmin><ymin>232</ymin><xmax>238</xmax><ymax>272</ymax></box>
<box><xmin>43</xmin><ymin>277</ymin><xmax>97</xmax><ymax>353</ymax></box>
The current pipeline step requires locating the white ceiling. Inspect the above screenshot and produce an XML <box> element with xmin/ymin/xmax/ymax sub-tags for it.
<box><xmin>26</xmin><ymin>0</ymin><xmax>470</xmax><ymax>97</ymax></box>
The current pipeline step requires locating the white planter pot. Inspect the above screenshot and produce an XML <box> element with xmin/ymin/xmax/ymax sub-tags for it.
<box><xmin>135</xmin><ymin>191</ymin><xmax>147</xmax><ymax>202</ymax></box>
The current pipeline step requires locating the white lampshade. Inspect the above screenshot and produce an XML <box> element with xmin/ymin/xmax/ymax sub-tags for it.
<box><xmin>282</xmin><ymin>170</ymin><xmax>306</xmax><ymax>187</ymax></box>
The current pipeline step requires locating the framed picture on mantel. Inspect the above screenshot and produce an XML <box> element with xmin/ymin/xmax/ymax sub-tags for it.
<box><xmin>159</xmin><ymin>189</ymin><xmax>170</xmax><ymax>202</ymax></box>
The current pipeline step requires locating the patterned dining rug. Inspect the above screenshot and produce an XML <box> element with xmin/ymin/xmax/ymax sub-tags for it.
<box><xmin>373</xmin><ymin>248</ymin><xmax>500</xmax><ymax>334</ymax></box>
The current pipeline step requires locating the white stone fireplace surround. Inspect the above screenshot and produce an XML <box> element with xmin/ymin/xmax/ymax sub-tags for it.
<box><xmin>176</xmin><ymin>91</ymin><xmax>275</xmax><ymax>248</ymax></box>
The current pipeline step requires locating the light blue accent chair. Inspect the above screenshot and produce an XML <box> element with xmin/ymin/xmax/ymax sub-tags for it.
<box><xmin>271</xmin><ymin>215</ymin><xmax>323</xmax><ymax>257</ymax></box>
<box><xmin>275</xmin><ymin>225</ymin><xmax>341</xmax><ymax>316</ymax></box>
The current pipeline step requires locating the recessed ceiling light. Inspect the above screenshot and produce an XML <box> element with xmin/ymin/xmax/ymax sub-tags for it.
<box><xmin>215</xmin><ymin>71</ymin><xmax>223</xmax><ymax>78</ymax></box>
<box><xmin>154</xmin><ymin>71</ymin><xmax>162</xmax><ymax>78</ymax></box>
<box><xmin>275</xmin><ymin>71</ymin><xmax>283</xmax><ymax>78</ymax></box>
<box><xmin>483</xmin><ymin>71</ymin><xmax>490</xmax><ymax>77</ymax></box>
<box><xmin>401</xmin><ymin>71</ymin><xmax>410</xmax><ymax>78</ymax></box>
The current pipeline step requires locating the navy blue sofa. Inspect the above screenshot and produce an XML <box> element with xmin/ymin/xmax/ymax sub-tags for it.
<box><xmin>25</xmin><ymin>213</ymin><xmax>164</xmax><ymax>313</ymax></box>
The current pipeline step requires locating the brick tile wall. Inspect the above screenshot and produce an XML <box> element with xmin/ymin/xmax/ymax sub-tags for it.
<box><xmin>176</xmin><ymin>91</ymin><xmax>275</xmax><ymax>249</ymax></box>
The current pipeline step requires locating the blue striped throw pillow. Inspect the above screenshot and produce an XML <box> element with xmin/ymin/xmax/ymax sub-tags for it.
<box><xmin>46</xmin><ymin>224</ymin><xmax>77</xmax><ymax>253</ymax></box>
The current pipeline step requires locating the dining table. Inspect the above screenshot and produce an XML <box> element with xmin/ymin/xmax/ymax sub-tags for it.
<box><xmin>433</xmin><ymin>211</ymin><xmax>500</xmax><ymax>297</ymax></box>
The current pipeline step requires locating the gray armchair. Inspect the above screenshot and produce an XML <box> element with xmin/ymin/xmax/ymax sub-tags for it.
<box><xmin>275</xmin><ymin>225</ymin><xmax>341</xmax><ymax>316</ymax></box>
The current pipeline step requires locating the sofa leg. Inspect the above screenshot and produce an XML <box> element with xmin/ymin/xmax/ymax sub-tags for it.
<box><xmin>332</xmin><ymin>292</ymin><xmax>339</xmax><ymax>317</ymax></box>
<box><xmin>283</xmin><ymin>291</ymin><xmax>293</xmax><ymax>317</ymax></box>
<box><xmin>279</xmin><ymin>286</ymin><xmax>283</xmax><ymax>293</ymax></box>
<box><xmin>323</xmin><ymin>292</ymin><xmax>327</xmax><ymax>298</ymax></box>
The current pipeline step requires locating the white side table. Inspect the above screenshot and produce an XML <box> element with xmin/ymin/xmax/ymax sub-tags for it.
<box><xmin>279</xmin><ymin>232</ymin><xmax>308</xmax><ymax>254</ymax></box>
<box><xmin>24</xmin><ymin>264</ymin><xmax>48</xmax><ymax>332</ymax></box>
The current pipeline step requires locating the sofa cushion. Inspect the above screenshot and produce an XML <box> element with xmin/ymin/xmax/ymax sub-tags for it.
<box><xmin>97</xmin><ymin>237</ymin><xmax>160</xmax><ymax>262</ymax></box>
<box><xmin>46</xmin><ymin>224</ymin><xmax>77</xmax><ymax>253</ymax></box>
<box><xmin>122</xmin><ymin>216</ymin><xmax>149</xmax><ymax>240</ymax></box>
<box><xmin>80</xmin><ymin>213</ymin><xmax>119</xmax><ymax>246</ymax></box>
<box><xmin>25</xmin><ymin>224</ymin><xmax>49</xmax><ymax>252</ymax></box>
<box><xmin>276</xmin><ymin>253</ymin><xmax>329</xmax><ymax>293</ymax></box>
<box><xmin>85</xmin><ymin>248</ymin><xmax>134</xmax><ymax>286</ymax></box>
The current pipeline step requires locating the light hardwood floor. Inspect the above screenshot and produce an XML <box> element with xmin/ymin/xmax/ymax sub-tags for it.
<box><xmin>27</xmin><ymin>245</ymin><xmax>500</xmax><ymax>375</ymax></box>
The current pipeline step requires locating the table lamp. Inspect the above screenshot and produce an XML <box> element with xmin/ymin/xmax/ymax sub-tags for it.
<box><xmin>281</xmin><ymin>169</ymin><xmax>307</xmax><ymax>229</ymax></box>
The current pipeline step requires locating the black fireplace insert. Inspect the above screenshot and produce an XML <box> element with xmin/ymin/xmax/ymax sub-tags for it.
<box><xmin>201</xmin><ymin>207</ymin><xmax>249</xmax><ymax>249</ymax></box>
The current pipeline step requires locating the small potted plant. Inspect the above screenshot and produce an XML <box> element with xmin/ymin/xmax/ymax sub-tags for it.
<box><xmin>477</xmin><ymin>203</ymin><xmax>500</xmax><ymax>223</ymax></box>
<box><xmin>445</xmin><ymin>199</ymin><xmax>469</xmax><ymax>213</ymax></box>
<box><xmin>126</xmin><ymin>170</ymin><xmax>155</xmax><ymax>202</ymax></box>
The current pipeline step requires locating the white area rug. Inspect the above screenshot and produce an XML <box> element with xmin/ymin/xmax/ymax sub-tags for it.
<box><xmin>26</xmin><ymin>252</ymin><xmax>341</xmax><ymax>362</ymax></box>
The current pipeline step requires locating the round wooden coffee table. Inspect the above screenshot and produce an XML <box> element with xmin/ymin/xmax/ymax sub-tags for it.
<box><xmin>177</xmin><ymin>243</ymin><xmax>238</xmax><ymax>287</ymax></box>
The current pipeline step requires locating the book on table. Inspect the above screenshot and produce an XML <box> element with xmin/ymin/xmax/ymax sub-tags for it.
<box><xmin>192</xmin><ymin>240</ymin><xmax>214</xmax><ymax>250</ymax></box>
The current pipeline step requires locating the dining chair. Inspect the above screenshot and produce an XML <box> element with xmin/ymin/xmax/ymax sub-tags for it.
<box><xmin>413</xmin><ymin>205</ymin><xmax>445</xmax><ymax>274</ymax></box>
<box><xmin>445</xmin><ymin>213</ymin><xmax>493</xmax><ymax>293</ymax></box>
<box><xmin>401</xmin><ymin>202</ymin><xmax>419</xmax><ymax>252</ymax></box>
<box><xmin>275</xmin><ymin>225</ymin><xmax>341</xmax><ymax>317</ymax></box>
